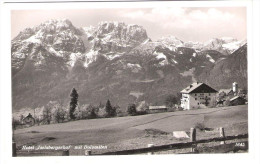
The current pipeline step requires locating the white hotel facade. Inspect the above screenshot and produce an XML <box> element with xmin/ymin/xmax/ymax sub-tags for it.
<box><xmin>180</xmin><ymin>82</ymin><xmax>218</xmax><ymax>110</ymax></box>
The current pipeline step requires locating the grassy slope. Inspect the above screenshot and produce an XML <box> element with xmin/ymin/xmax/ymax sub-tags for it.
<box><xmin>14</xmin><ymin>105</ymin><xmax>248</xmax><ymax>154</ymax></box>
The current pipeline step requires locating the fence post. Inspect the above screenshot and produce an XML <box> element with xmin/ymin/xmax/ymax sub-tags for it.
<box><xmin>62</xmin><ymin>150</ymin><xmax>69</xmax><ymax>156</ymax></box>
<box><xmin>190</xmin><ymin>128</ymin><xmax>197</xmax><ymax>153</ymax></box>
<box><xmin>12</xmin><ymin>142</ymin><xmax>17</xmax><ymax>157</ymax></box>
<box><xmin>219</xmin><ymin>127</ymin><xmax>225</xmax><ymax>144</ymax></box>
<box><xmin>85</xmin><ymin>150</ymin><xmax>91</xmax><ymax>156</ymax></box>
<box><xmin>147</xmin><ymin>144</ymin><xmax>154</xmax><ymax>155</ymax></box>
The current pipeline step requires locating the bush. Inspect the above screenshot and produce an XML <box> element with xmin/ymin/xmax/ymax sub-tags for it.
<box><xmin>12</xmin><ymin>118</ymin><xmax>20</xmax><ymax>130</ymax></box>
<box><xmin>127</xmin><ymin>104</ymin><xmax>137</xmax><ymax>116</ymax></box>
<box><xmin>81</xmin><ymin>105</ymin><xmax>99</xmax><ymax>119</ymax></box>
<box><xmin>167</xmin><ymin>107</ymin><xmax>176</xmax><ymax>112</ymax></box>
<box><xmin>165</xmin><ymin>95</ymin><xmax>178</xmax><ymax>108</ymax></box>
<box><xmin>88</xmin><ymin>105</ymin><xmax>98</xmax><ymax>119</ymax></box>
<box><xmin>54</xmin><ymin>108</ymin><xmax>66</xmax><ymax>123</ymax></box>
<box><xmin>178</xmin><ymin>107</ymin><xmax>184</xmax><ymax>111</ymax></box>
<box><xmin>105</xmin><ymin>99</ymin><xmax>114</xmax><ymax>117</ymax></box>
<box><xmin>136</xmin><ymin>110</ymin><xmax>147</xmax><ymax>115</ymax></box>
<box><xmin>116</xmin><ymin>109</ymin><xmax>127</xmax><ymax>117</ymax></box>
<box><xmin>224</xmin><ymin>98</ymin><xmax>231</xmax><ymax>106</ymax></box>
<box><xmin>110</xmin><ymin>107</ymin><xmax>117</xmax><ymax>117</ymax></box>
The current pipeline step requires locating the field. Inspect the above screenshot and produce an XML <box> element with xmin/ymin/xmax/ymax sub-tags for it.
<box><xmin>14</xmin><ymin>105</ymin><xmax>248</xmax><ymax>155</ymax></box>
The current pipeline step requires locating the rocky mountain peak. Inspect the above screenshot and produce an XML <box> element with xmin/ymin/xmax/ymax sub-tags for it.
<box><xmin>203</xmin><ymin>37</ymin><xmax>244</xmax><ymax>55</ymax></box>
<box><xmin>94</xmin><ymin>21</ymin><xmax>148</xmax><ymax>42</ymax></box>
<box><xmin>220</xmin><ymin>37</ymin><xmax>238</xmax><ymax>43</ymax></box>
<box><xmin>155</xmin><ymin>36</ymin><xmax>184</xmax><ymax>51</ymax></box>
<box><xmin>33</xmin><ymin>19</ymin><xmax>76</xmax><ymax>32</ymax></box>
<box><xmin>92</xmin><ymin>21</ymin><xmax>148</xmax><ymax>53</ymax></box>
<box><xmin>13</xmin><ymin>28</ymin><xmax>35</xmax><ymax>41</ymax></box>
<box><xmin>11</xmin><ymin>19</ymin><xmax>248</xmax><ymax>112</ymax></box>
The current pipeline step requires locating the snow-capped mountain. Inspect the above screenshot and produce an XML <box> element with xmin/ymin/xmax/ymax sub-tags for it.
<box><xmin>156</xmin><ymin>36</ymin><xmax>184</xmax><ymax>51</ymax></box>
<box><xmin>202</xmin><ymin>37</ymin><xmax>245</xmax><ymax>55</ymax></box>
<box><xmin>184</xmin><ymin>41</ymin><xmax>204</xmax><ymax>51</ymax></box>
<box><xmin>11</xmin><ymin>19</ymin><xmax>247</xmax><ymax>112</ymax></box>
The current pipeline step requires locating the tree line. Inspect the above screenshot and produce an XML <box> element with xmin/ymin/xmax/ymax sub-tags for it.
<box><xmin>13</xmin><ymin>88</ymin><xmax>182</xmax><ymax>128</ymax></box>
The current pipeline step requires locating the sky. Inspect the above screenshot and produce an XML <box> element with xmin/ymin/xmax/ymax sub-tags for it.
<box><xmin>11</xmin><ymin>7</ymin><xmax>247</xmax><ymax>42</ymax></box>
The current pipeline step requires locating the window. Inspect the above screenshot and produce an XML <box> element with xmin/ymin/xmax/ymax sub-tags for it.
<box><xmin>209</xmin><ymin>93</ymin><xmax>211</xmax><ymax>96</ymax></box>
<box><xmin>195</xmin><ymin>98</ymin><xmax>197</xmax><ymax>100</ymax></box>
<box><xmin>198</xmin><ymin>103</ymin><xmax>199</xmax><ymax>105</ymax></box>
<box><xmin>195</xmin><ymin>94</ymin><xmax>197</xmax><ymax>96</ymax></box>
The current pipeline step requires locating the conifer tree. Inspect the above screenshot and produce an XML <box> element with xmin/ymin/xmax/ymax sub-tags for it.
<box><xmin>69</xmin><ymin>88</ymin><xmax>78</xmax><ymax>120</ymax></box>
<box><xmin>105</xmin><ymin>99</ymin><xmax>113</xmax><ymax>117</ymax></box>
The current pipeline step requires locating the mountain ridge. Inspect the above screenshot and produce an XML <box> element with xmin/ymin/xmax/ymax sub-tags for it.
<box><xmin>11</xmin><ymin>19</ymin><xmax>247</xmax><ymax>112</ymax></box>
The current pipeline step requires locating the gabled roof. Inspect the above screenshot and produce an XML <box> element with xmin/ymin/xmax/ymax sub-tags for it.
<box><xmin>23</xmin><ymin>113</ymin><xmax>34</xmax><ymax>120</ymax></box>
<box><xmin>149</xmin><ymin>106</ymin><xmax>167</xmax><ymax>110</ymax></box>
<box><xmin>181</xmin><ymin>82</ymin><xmax>218</xmax><ymax>94</ymax></box>
<box><xmin>230</xmin><ymin>96</ymin><xmax>246</xmax><ymax>102</ymax></box>
<box><xmin>219</xmin><ymin>89</ymin><xmax>233</xmax><ymax>94</ymax></box>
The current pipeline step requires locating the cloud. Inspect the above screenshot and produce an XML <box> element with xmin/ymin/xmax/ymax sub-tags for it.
<box><xmin>121</xmin><ymin>7</ymin><xmax>236</xmax><ymax>28</ymax></box>
<box><xmin>120</xmin><ymin>7</ymin><xmax>245</xmax><ymax>41</ymax></box>
<box><xmin>12</xmin><ymin>7</ymin><xmax>246</xmax><ymax>42</ymax></box>
<box><xmin>123</xmin><ymin>10</ymin><xmax>145</xmax><ymax>19</ymax></box>
<box><xmin>207</xmin><ymin>8</ymin><xmax>235</xmax><ymax>20</ymax></box>
<box><xmin>189</xmin><ymin>10</ymin><xmax>208</xmax><ymax>20</ymax></box>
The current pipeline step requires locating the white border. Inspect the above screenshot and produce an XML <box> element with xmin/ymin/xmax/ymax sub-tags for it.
<box><xmin>0</xmin><ymin>1</ymin><xmax>259</xmax><ymax>164</ymax></box>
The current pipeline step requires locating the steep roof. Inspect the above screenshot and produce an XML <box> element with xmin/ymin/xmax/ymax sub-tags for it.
<box><xmin>23</xmin><ymin>113</ymin><xmax>34</xmax><ymax>120</ymax></box>
<box><xmin>230</xmin><ymin>96</ymin><xmax>246</xmax><ymax>102</ymax></box>
<box><xmin>181</xmin><ymin>82</ymin><xmax>218</xmax><ymax>94</ymax></box>
<box><xmin>219</xmin><ymin>89</ymin><xmax>233</xmax><ymax>94</ymax></box>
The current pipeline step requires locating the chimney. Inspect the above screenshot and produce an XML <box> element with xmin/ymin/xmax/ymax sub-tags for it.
<box><xmin>190</xmin><ymin>85</ymin><xmax>193</xmax><ymax>88</ymax></box>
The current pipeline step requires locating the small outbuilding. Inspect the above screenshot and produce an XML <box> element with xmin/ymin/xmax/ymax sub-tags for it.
<box><xmin>22</xmin><ymin>113</ymin><xmax>35</xmax><ymax>126</ymax></box>
<box><xmin>230</xmin><ymin>96</ymin><xmax>247</xmax><ymax>106</ymax></box>
<box><xmin>148</xmin><ymin>106</ymin><xmax>167</xmax><ymax>113</ymax></box>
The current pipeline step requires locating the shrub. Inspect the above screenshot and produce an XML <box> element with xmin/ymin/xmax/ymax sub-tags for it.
<box><xmin>54</xmin><ymin>108</ymin><xmax>66</xmax><ymax>123</ymax></box>
<box><xmin>167</xmin><ymin>107</ymin><xmax>176</xmax><ymax>112</ymax></box>
<box><xmin>81</xmin><ymin>110</ymin><xmax>89</xmax><ymax>119</ymax></box>
<box><xmin>105</xmin><ymin>99</ymin><xmax>113</xmax><ymax>117</ymax></box>
<box><xmin>178</xmin><ymin>107</ymin><xmax>184</xmax><ymax>111</ymax></box>
<box><xmin>136</xmin><ymin>110</ymin><xmax>147</xmax><ymax>115</ymax></box>
<box><xmin>80</xmin><ymin>105</ymin><xmax>99</xmax><ymax>119</ymax></box>
<box><xmin>127</xmin><ymin>104</ymin><xmax>137</xmax><ymax>116</ymax></box>
<box><xmin>110</xmin><ymin>107</ymin><xmax>117</xmax><ymax>117</ymax></box>
<box><xmin>88</xmin><ymin>105</ymin><xmax>98</xmax><ymax>119</ymax></box>
<box><xmin>165</xmin><ymin>94</ymin><xmax>178</xmax><ymax>108</ymax></box>
<box><xmin>224</xmin><ymin>98</ymin><xmax>231</xmax><ymax>106</ymax></box>
<box><xmin>12</xmin><ymin>118</ymin><xmax>20</xmax><ymax>130</ymax></box>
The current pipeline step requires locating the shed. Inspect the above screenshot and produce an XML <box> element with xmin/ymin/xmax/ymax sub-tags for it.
<box><xmin>230</xmin><ymin>96</ymin><xmax>247</xmax><ymax>106</ymax></box>
<box><xmin>148</xmin><ymin>106</ymin><xmax>167</xmax><ymax>113</ymax></box>
<box><xmin>22</xmin><ymin>113</ymin><xmax>35</xmax><ymax>126</ymax></box>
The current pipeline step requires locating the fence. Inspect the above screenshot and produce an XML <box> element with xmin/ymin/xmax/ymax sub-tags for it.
<box><xmin>100</xmin><ymin>132</ymin><xmax>248</xmax><ymax>155</ymax></box>
<box><xmin>13</xmin><ymin>127</ymin><xmax>248</xmax><ymax>156</ymax></box>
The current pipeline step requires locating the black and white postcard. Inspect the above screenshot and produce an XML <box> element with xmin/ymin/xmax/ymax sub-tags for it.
<box><xmin>0</xmin><ymin>0</ymin><xmax>260</xmax><ymax>164</ymax></box>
